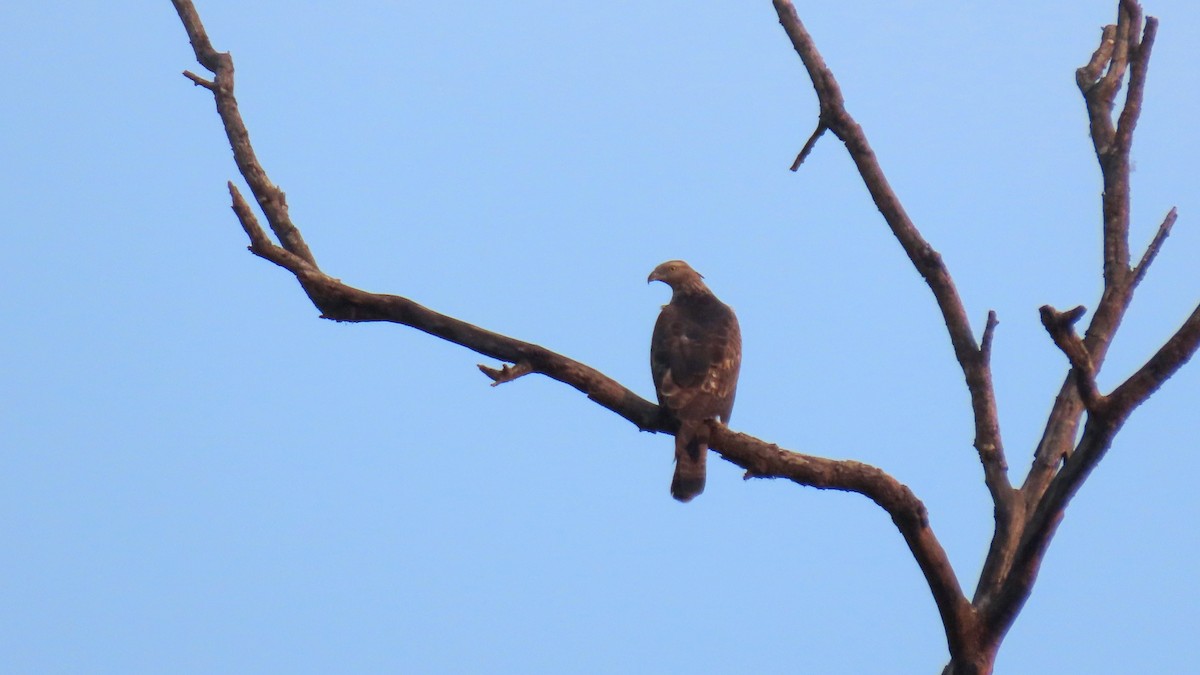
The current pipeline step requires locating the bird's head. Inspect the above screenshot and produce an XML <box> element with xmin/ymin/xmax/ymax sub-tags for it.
<box><xmin>647</xmin><ymin>260</ymin><xmax>707</xmax><ymax>292</ymax></box>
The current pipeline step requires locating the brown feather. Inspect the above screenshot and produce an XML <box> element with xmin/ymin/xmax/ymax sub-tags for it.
<box><xmin>648</xmin><ymin>260</ymin><xmax>741</xmax><ymax>502</ymax></box>
<box><xmin>671</xmin><ymin>420</ymin><xmax>709</xmax><ymax>502</ymax></box>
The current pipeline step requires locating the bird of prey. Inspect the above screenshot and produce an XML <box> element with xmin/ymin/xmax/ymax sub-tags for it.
<box><xmin>648</xmin><ymin>260</ymin><xmax>742</xmax><ymax>502</ymax></box>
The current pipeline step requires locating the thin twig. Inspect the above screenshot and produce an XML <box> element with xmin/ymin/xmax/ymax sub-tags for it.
<box><xmin>1132</xmin><ymin>206</ymin><xmax>1178</xmax><ymax>287</ymax></box>
<box><xmin>228</xmin><ymin>182</ymin><xmax>272</xmax><ymax>251</ymax></box>
<box><xmin>980</xmin><ymin>311</ymin><xmax>999</xmax><ymax>365</ymax></box>
<box><xmin>1038</xmin><ymin>305</ymin><xmax>1105</xmax><ymax>411</ymax></box>
<box><xmin>479</xmin><ymin>361</ymin><xmax>535</xmax><ymax>386</ymax></box>
<box><xmin>1114</xmin><ymin>8</ymin><xmax>1155</xmax><ymax>155</ymax></box>
<box><xmin>790</xmin><ymin>122</ymin><xmax>828</xmax><ymax>171</ymax></box>
<box><xmin>1076</xmin><ymin>25</ymin><xmax>1117</xmax><ymax>90</ymax></box>
<box><xmin>182</xmin><ymin>70</ymin><xmax>214</xmax><ymax>89</ymax></box>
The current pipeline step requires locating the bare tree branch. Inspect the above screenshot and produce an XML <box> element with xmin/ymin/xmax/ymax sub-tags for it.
<box><xmin>1075</xmin><ymin>25</ymin><xmax>1117</xmax><ymax>99</ymax></box>
<box><xmin>790</xmin><ymin>122</ymin><xmax>828</xmax><ymax>171</ymax></box>
<box><xmin>228</xmin><ymin>182</ymin><xmax>275</xmax><ymax>253</ymax></box>
<box><xmin>1038</xmin><ymin>305</ymin><xmax>1105</xmax><ymax>411</ymax></box>
<box><xmin>986</xmin><ymin>414</ymin><xmax>1120</xmax><ymax>643</ymax></box>
<box><xmin>1114</xmin><ymin>3</ymin><xmax>1156</xmax><ymax>158</ymax></box>
<box><xmin>182</xmin><ymin>70</ymin><xmax>214</xmax><ymax>90</ymax></box>
<box><xmin>1132</xmin><ymin>207</ymin><xmax>1178</xmax><ymax>286</ymax></box>
<box><xmin>994</xmin><ymin>292</ymin><xmax>1191</xmax><ymax>635</ymax></box>
<box><xmin>774</xmin><ymin>2</ymin><xmax>1191</xmax><ymax>669</ymax></box>
<box><xmin>171</xmin><ymin>0</ymin><xmax>972</xmax><ymax>656</ymax></box>
<box><xmin>1107</xmin><ymin>303</ymin><xmax>1200</xmax><ymax>416</ymax></box>
<box><xmin>979</xmin><ymin>311</ymin><xmax>999</xmax><ymax>366</ymax></box>
<box><xmin>171</xmin><ymin>0</ymin><xmax>317</xmax><ymax>268</ymax></box>
<box><xmin>172</xmin><ymin>1</ymin><xmax>1196</xmax><ymax>672</ymax></box>
<box><xmin>1023</xmin><ymin>5</ymin><xmax>1158</xmax><ymax>507</ymax></box>
<box><xmin>722</xmin><ymin>423</ymin><xmax>977</xmax><ymax>653</ymax></box>
<box><xmin>771</xmin><ymin>0</ymin><xmax>1012</xmax><ymax>520</ymax></box>
<box><xmin>995</xmin><ymin>4</ymin><xmax>1190</xmax><ymax>645</ymax></box>
<box><xmin>479</xmin><ymin>361</ymin><xmax>535</xmax><ymax>386</ymax></box>
<box><xmin>770</xmin><ymin>4</ymin><xmax>1025</xmax><ymax>666</ymax></box>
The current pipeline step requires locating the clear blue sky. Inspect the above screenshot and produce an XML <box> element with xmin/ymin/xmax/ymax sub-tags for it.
<box><xmin>3</xmin><ymin>2</ymin><xmax>1198</xmax><ymax>673</ymax></box>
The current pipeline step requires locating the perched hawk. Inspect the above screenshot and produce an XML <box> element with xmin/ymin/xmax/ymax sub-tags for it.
<box><xmin>648</xmin><ymin>260</ymin><xmax>742</xmax><ymax>502</ymax></box>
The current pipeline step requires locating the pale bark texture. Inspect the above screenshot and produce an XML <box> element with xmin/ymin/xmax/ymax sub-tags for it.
<box><xmin>171</xmin><ymin>1</ymin><xmax>1197</xmax><ymax>672</ymax></box>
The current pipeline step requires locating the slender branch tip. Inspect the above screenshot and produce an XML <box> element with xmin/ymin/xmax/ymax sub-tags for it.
<box><xmin>790</xmin><ymin>123</ymin><xmax>828</xmax><ymax>171</ymax></box>
<box><xmin>978</xmin><ymin>310</ymin><xmax>999</xmax><ymax>367</ymax></box>
<box><xmin>479</xmin><ymin>361</ymin><xmax>534</xmax><ymax>386</ymax></box>
<box><xmin>1132</xmin><ymin>206</ymin><xmax>1178</xmax><ymax>286</ymax></box>
<box><xmin>182</xmin><ymin>70</ymin><xmax>214</xmax><ymax>90</ymax></box>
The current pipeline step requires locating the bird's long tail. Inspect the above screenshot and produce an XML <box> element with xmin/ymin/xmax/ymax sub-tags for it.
<box><xmin>671</xmin><ymin>420</ymin><xmax>708</xmax><ymax>502</ymax></box>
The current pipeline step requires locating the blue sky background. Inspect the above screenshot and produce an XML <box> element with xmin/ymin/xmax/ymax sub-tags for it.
<box><xmin>3</xmin><ymin>1</ymin><xmax>1198</xmax><ymax>673</ymax></box>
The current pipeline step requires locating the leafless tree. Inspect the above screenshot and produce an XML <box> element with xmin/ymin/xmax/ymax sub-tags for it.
<box><xmin>170</xmin><ymin>1</ymin><xmax>1198</xmax><ymax>672</ymax></box>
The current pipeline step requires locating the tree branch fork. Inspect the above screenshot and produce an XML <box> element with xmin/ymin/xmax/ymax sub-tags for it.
<box><xmin>775</xmin><ymin>2</ymin><xmax>1197</xmax><ymax>668</ymax></box>
<box><xmin>173</xmin><ymin>0</ymin><xmax>1197</xmax><ymax>673</ymax></box>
